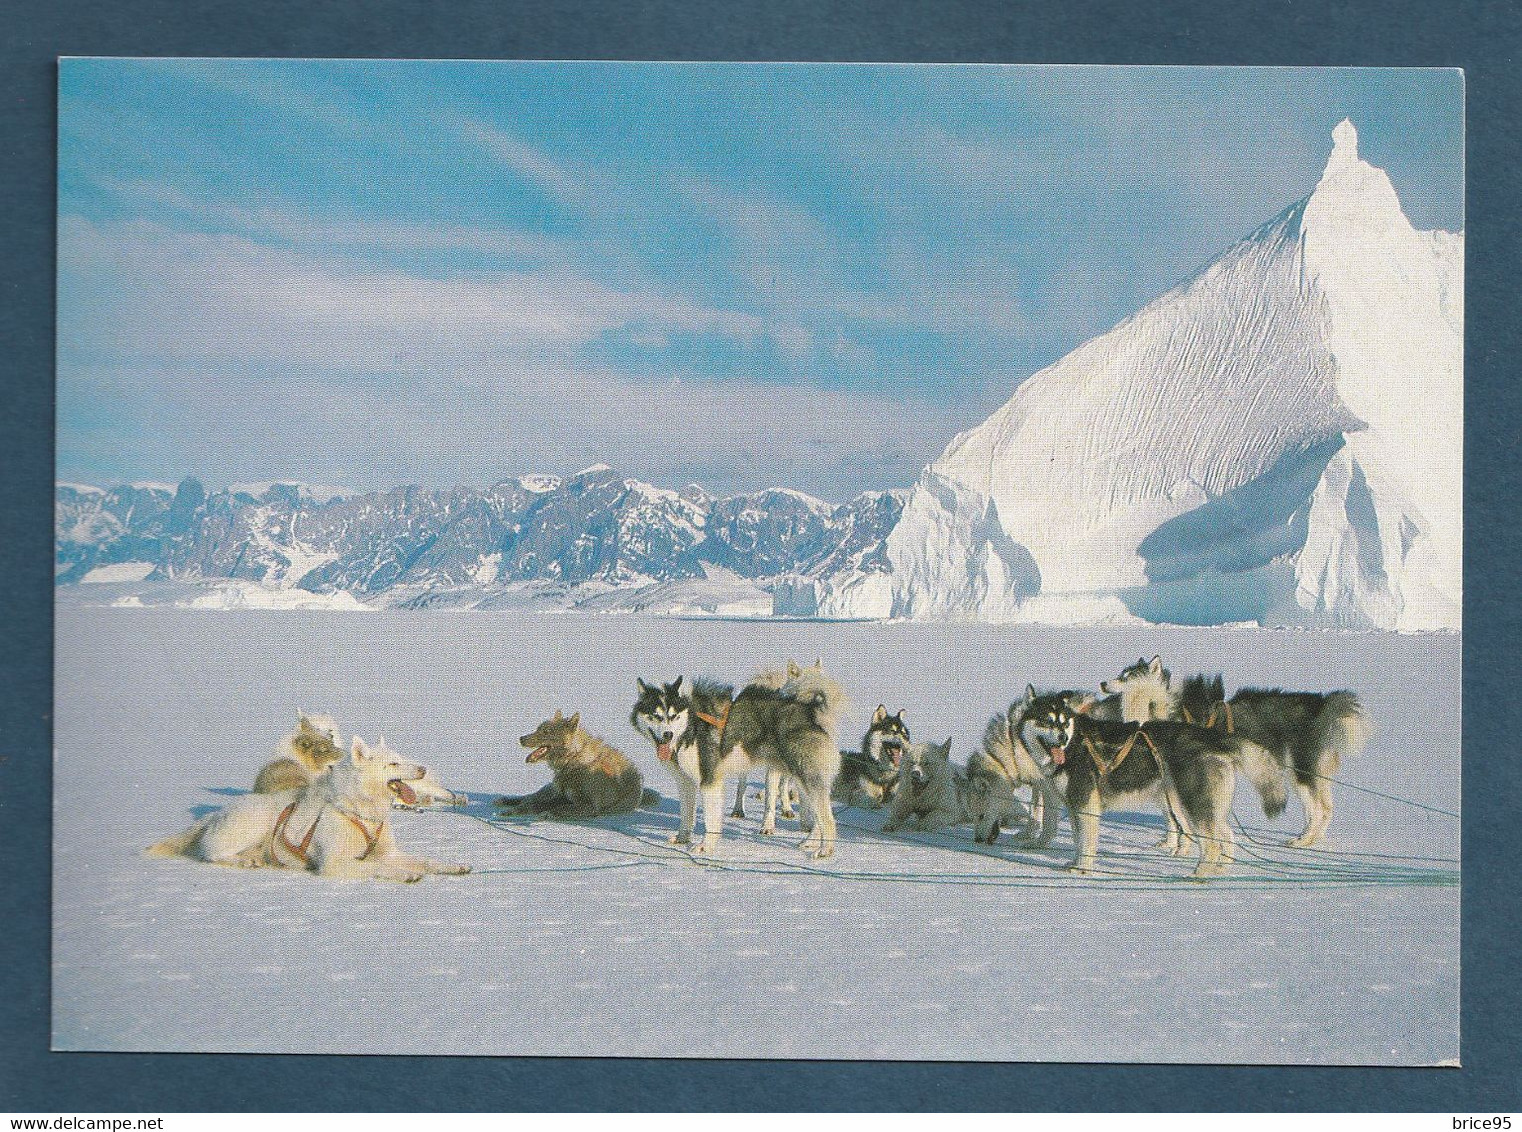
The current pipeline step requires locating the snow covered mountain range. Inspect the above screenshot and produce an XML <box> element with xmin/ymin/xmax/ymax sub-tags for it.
<box><xmin>57</xmin><ymin>123</ymin><xmax>1460</xmax><ymax>628</ymax></box>
<box><xmin>55</xmin><ymin>469</ymin><xmax>904</xmax><ymax>613</ymax></box>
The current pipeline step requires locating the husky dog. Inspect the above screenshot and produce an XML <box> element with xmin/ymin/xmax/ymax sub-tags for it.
<box><xmin>148</xmin><ymin>738</ymin><xmax>470</xmax><ymax>882</ymax></box>
<box><xmin>252</xmin><ymin>712</ymin><xmax>345</xmax><ymax>794</ymax></box>
<box><xmin>1103</xmin><ymin>657</ymin><xmax>1371</xmax><ymax>847</ymax></box>
<box><xmin>833</xmin><ymin>705</ymin><xmax>909</xmax><ymax>808</ymax></box>
<box><xmin>881</xmin><ymin>738</ymin><xmax>972</xmax><ymax>833</ymax></box>
<box><xmin>1017</xmin><ymin>690</ymin><xmax>1286</xmax><ymax>878</ymax></box>
<box><xmin>966</xmin><ymin>689</ymin><xmax>1059</xmax><ymax>846</ymax></box>
<box><xmin>691</xmin><ymin>659</ymin><xmax>845</xmax><ymax>858</ymax></box>
<box><xmin>498</xmin><ymin>711</ymin><xmax>654</xmax><ymax>819</ymax></box>
<box><xmin>631</xmin><ymin>676</ymin><xmax>737</xmax><ymax>845</ymax></box>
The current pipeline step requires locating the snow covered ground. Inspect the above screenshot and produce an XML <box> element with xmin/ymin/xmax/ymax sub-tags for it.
<box><xmin>53</xmin><ymin>608</ymin><xmax>1458</xmax><ymax>1064</ymax></box>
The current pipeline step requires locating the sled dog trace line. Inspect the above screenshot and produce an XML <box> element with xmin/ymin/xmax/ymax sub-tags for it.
<box><xmin>448</xmin><ymin>802</ymin><xmax>1458</xmax><ymax>891</ymax></box>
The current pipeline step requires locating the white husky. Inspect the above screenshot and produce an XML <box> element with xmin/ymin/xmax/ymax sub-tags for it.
<box><xmin>148</xmin><ymin>737</ymin><xmax>471</xmax><ymax>882</ymax></box>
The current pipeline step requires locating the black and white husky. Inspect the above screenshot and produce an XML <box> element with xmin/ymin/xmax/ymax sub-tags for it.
<box><xmin>1018</xmin><ymin>689</ymin><xmax>1287</xmax><ymax>878</ymax></box>
<box><xmin>833</xmin><ymin>705</ymin><xmax>909</xmax><ymax>808</ymax></box>
<box><xmin>631</xmin><ymin>676</ymin><xmax>737</xmax><ymax>846</ymax></box>
<box><xmin>1102</xmin><ymin>656</ymin><xmax>1371</xmax><ymax>847</ymax></box>
<box><xmin>701</xmin><ymin>661</ymin><xmax>845</xmax><ymax>858</ymax></box>
<box><xmin>631</xmin><ymin>663</ymin><xmax>845</xmax><ymax>857</ymax></box>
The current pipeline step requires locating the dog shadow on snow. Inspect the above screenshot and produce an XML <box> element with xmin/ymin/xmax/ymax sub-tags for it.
<box><xmin>451</xmin><ymin>787</ymin><xmax>1183</xmax><ymax>874</ymax></box>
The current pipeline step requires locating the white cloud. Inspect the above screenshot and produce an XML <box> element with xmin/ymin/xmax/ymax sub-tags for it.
<box><xmin>59</xmin><ymin>356</ymin><xmax>973</xmax><ymax>501</ymax></box>
<box><xmin>58</xmin><ymin>216</ymin><xmax>768</xmax><ymax>369</ymax></box>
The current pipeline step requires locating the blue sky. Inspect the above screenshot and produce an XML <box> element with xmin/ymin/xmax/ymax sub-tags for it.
<box><xmin>57</xmin><ymin>62</ymin><xmax>1463</xmax><ymax>500</ymax></box>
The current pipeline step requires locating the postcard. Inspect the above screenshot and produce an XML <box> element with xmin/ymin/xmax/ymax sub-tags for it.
<box><xmin>53</xmin><ymin>60</ymin><xmax>1461</xmax><ymax>1063</ymax></box>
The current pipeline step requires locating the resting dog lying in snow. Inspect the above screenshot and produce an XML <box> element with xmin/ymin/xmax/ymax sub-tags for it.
<box><xmin>498</xmin><ymin>711</ymin><xmax>656</xmax><ymax>819</ymax></box>
<box><xmin>254</xmin><ymin>712</ymin><xmax>467</xmax><ymax>808</ymax></box>
<box><xmin>882</xmin><ymin>738</ymin><xmax>970</xmax><ymax>834</ymax></box>
<box><xmin>148</xmin><ymin>737</ymin><xmax>471</xmax><ymax>882</ymax></box>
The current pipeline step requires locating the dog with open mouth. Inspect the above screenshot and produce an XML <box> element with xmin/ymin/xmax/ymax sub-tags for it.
<box><xmin>498</xmin><ymin>710</ymin><xmax>655</xmax><ymax>819</ymax></box>
<box><xmin>833</xmin><ymin>704</ymin><xmax>909</xmax><ymax>808</ymax></box>
<box><xmin>148</xmin><ymin>736</ymin><xmax>471</xmax><ymax>882</ymax></box>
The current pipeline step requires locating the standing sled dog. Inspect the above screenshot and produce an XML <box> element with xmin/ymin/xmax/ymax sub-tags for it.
<box><xmin>631</xmin><ymin>661</ymin><xmax>845</xmax><ymax>858</ymax></box>
<box><xmin>147</xmin><ymin>737</ymin><xmax>470</xmax><ymax>882</ymax></box>
<box><xmin>1017</xmin><ymin>689</ymin><xmax>1287</xmax><ymax>878</ymax></box>
<box><xmin>1102</xmin><ymin>656</ymin><xmax>1371</xmax><ymax>847</ymax></box>
<box><xmin>630</xmin><ymin>676</ymin><xmax>736</xmax><ymax>845</ymax></box>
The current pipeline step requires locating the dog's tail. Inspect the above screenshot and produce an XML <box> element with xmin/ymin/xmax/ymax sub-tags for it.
<box><xmin>1316</xmin><ymin>692</ymin><xmax>1371</xmax><ymax>774</ymax></box>
<box><xmin>640</xmin><ymin>788</ymin><xmax>661</xmax><ymax>808</ymax></box>
<box><xmin>1229</xmin><ymin>738</ymin><xmax>1288</xmax><ymax>820</ymax></box>
<box><xmin>145</xmin><ymin>815</ymin><xmax>212</xmax><ymax>859</ymax></box>
<box><xmin>782</xmin><ymin>668</ymin><xmax>849</xmax><ymax>735</ymax></box>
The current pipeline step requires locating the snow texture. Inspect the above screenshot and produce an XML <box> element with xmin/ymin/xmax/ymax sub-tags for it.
<box><xmin>878</xmin><ymin>121</ymin><xmax>1461</xmax><ymax>630</ymax></box>
<box><xmin>54</xmin><ymin>608</ymin><xmax>1458</xmax><ymax>1063</ymax></box>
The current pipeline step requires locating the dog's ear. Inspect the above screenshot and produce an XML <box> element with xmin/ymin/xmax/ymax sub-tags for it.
<box><xmin>553</xmin><ymin>709</ymin><xmax>563</xmax><ymax>721</ymax></box>
<box><xmin>676</xmin><ymin>675</ymin><xmax>691</xmax><ymax>700</ymax></box>
<box><xmin>1026</xmin><ymin>683</ymin><xmax>1037</xmax><ymax>700</ymax></box>
<box><xmin>351</xmin><ymin>736</ymin><xmax>368</xmax><ymax>761</ymax></box>
<box><xmin>637</xmin><ymin>678</ymin><xmax>654</xmax><ymax>696</ymax></box>
<box><xmin>568</xmin><ymin>712</ymin><xmax>581</xmax><ymax>730</ymax></box>
<box><xmin>787</xmin><ymin>660</ymin><xmax>801</xmax><ymax>678</ymax></box>
<box><xmin>894</xmin><ymin>709</ymin><xmax>906</xmax><ymax>724</ymax></box>
<box><xmin>873</xmin><ymin>704</ymin><xmax>887</xmax><ymax>724</ymax></box>
<box><xmin>1149</xmin><ymin>655</ymin><xmax>1163</xmax><ymax>675</ymax></box>
<box><xmin>938</xmin><ymin>738</ymin><xmax>953</xmax><ymax>758</ymax></box>
<box><xmin>812</xmin><ymin>657</ymin><xmax>822</xmax><ymax>670</ymax></box>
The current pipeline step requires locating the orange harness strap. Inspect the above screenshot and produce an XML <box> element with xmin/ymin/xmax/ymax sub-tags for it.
<box><xmin>274</xmin><ymin>801</ymin><xmax>383</xmax><ymax>866</ymax></box>
<box><xmin>694</xmin><ymin>702</ymin><xmax>731</xmax><ymax>734</ymax></box>
<box><xmin>1081</xmin><ymin>727</ymin><xmax>1162</xmax><ymax>778</ymax></box>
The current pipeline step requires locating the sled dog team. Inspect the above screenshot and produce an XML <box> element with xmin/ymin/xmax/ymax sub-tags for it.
<box><xmin>151</xmin><ymin>655</ymin><xmax>1368</xmax><ymax>882</ymax></box>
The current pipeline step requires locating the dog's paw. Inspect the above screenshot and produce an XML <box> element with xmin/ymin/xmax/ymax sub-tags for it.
<box><xmin>758</xmin><ymin>826</ymin><xmax>775</xmax><ymax>836</ymax></box>
<box><xmin>1286</xmin><ymin>834</ymin><xmax>1317</xmax><ymax>849</ymax></box>
<box><xmin>729</xmin><ymin>808</ymin><xmax>746</xmax><ymax>820</ymax></box>
<box><xmin>1065</xmin><ymin>864</ymin><xmax>1092</xmax><ymax>876</ymax></box>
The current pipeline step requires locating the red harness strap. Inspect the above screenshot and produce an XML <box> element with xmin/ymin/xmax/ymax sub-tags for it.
<box><xmin>274</xmin><ymin>801</ymin><xmax>384</xmax><ymax>866</ymax></box>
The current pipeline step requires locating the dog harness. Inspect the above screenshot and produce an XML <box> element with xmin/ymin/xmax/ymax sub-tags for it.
<box><xmin>1182</xmin><ymin>701</ymin><xmax>1236</xmax><ymax>732</ymax></box>
<box><xmin>693</xmin><ymin>702</ymin><xmax>731</xmax><ymax>735</ymax></box>
<box><xmin>1072</xmin><ymin>726</ymin><xmax>1162</xmax><ymax>778</ymax></box>
<box><xmin>273</xmin><ymin>801</ymin><xmax>384</xmax><ymax>866</ymax></box>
